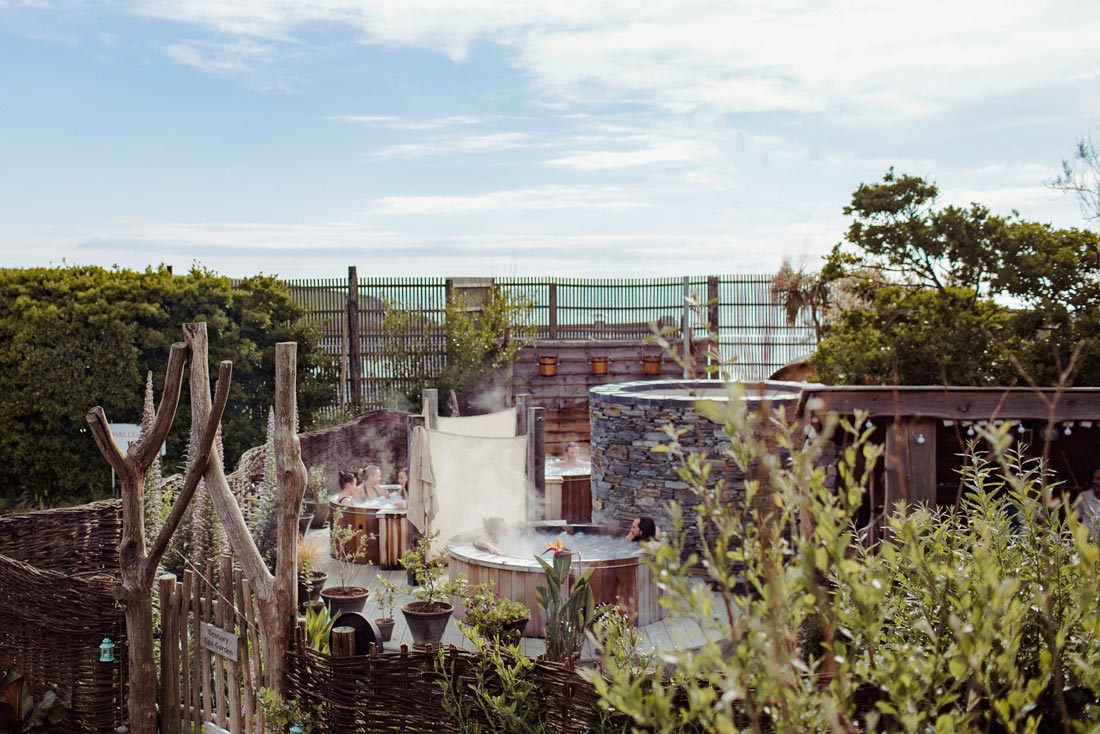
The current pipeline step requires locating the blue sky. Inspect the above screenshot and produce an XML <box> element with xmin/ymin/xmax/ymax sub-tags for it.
<box><xmin>2</xmin><ymin>1</ymin><xmax>1098</xmax><ymax>279</ymax></box>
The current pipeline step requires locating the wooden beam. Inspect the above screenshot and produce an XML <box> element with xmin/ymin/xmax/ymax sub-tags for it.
<box><xmin>801</xmin><ymin>386</ymin><xmax>1100</xmax><ymax>423</ymax></box>
<box><xmin>423</xmin><ymin>388</ymin><xmax>439</xmax><ymax>428</ymax></box>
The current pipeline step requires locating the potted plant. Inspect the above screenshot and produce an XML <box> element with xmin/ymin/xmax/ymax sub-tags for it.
<box><xmin>374</xmin><ymin>576</ymin><xmax>399</xmax><ymax>643</ymax></box>
<box><xmin>461</xmin><ymin>581</ymin><xmax>531</xmax><ymax>644</ymax></box>
<box><xmin>303</xmin><ymin>602</ymin><xmax>336</xmax><ymax>655</ymax></box>
<box><xmin>296</xmin><ymin>534</ymin><xmax>328</xmax><ymax>608</ymax></box>
<box><xmin>303</xmin><ymin>465</ymin><xmax>331</xmax><ymax>528</ymax></box>
<box><xmin>399</xmin><ymin>531</ymin><xmax>462</xmax><ymax>650</ymax></box>
<box><xmin>319</xmin><ymin>506</ymin><xmax>372</xmax><ymax>615</ymax></box>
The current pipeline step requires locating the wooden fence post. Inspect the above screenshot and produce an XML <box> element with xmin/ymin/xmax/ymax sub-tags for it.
<box><xmin>515</xmin><ymin>394</ymin><xmax>530</xmax><ymax>436</ymax></box>
<box><xmin>681</xmin><ymin>276</ymin><xmax>692</xmax><ymax>378</ymax></box>
<box><xmin>347</xmin><ymin>266</ymin><xmax>362</xmax><ymax>406</ymax></box>
<box><xmin>527</xmin><ymin>406</ymin><xmax>545</xmax><ymax>520</ymax></box>
<box><xmin>423</xmin><ymin>388</ymin><xmax>439</xmax><ymax>428</ymax></box>
<box><xmin>158</xmin><ymin>575</ymin><xmax>180</xmax><ymax>734</ymax></box>
<box><xmin>332</xmin><ymin>627</ymin><xmax>357</xmax><ymax>658</ymax></box>
<box><xmin>548</xmin><ymin>283</ymin><xmax>558</xmax><ymax>339</ymax></box>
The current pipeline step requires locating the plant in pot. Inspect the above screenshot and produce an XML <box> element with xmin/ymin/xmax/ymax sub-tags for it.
<box><xmin>374</xmin><ymin>576</ymin><xmax>400</xmax><ymax>643</ymax></box>
<box><xmin>303</xmin><ymin>464</ymin><xmax>331</xmax><ymax>528</ymax></box>
<box><xmin>319</xmin><ymin>506</ymin><xmax>372</xmax><ymax>615</ymax></box>
<box><xmin>460</xmin><ymin>581</ymin><xmax>531</xmax><ymax>645</ymax></box>
<box><xmin>296</xmin><ymin>533</ymin><xmax>328</xmax><ymax>609</ymax></box>
<box><xmin>399</xmin><ymin>531</ymin><xmax>463</xmax><ymax>650</ymax></box>
<box><xmin>303</xmin><ymin>602</ymin><xmax>336</xmax><ymax>655</ymax></box>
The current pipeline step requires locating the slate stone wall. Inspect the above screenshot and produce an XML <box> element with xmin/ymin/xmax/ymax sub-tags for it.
<box><xmin>589</xmin><ymin>380</ymin><xmax>803</xmax><ymax>557</ymax></box>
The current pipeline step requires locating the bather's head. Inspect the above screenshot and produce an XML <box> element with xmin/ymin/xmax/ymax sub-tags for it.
<box><xmin>627</xmin><ymin>516</ymin><xmax>657</xmax><ymax>543</ymax></box>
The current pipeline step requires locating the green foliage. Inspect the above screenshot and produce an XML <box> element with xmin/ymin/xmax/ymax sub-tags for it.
<box><xmin>535</xmin><ymin>552</ymin><xmax>601</xmax><ymax>664</ymax></box>
<box><xmin>586</xmin><ymin>385</ymin><xmax>1100</xmax><ymax>733</ymax></box>
<box><xmin>814</xmin><ymin>286</ymin><xmax>1021</xmax><ymax>385</ymax></box>
<box><xmin>461</xmin><ymin>582</ymin><xmax>531</xmax><ymax>645</ymax></box>
<box><xmin>399</xmin><ymin>531</ymin><xmax>463</xmax><ymax>607</ymax></box>
<box><xmin>139</xmin><ymin>371</ymin><xmax>167</xmax><ymax>541</ymax></box>
<box><xmin>257</xmin><ymin>687</ymin><xmax>315</xmax><ymax>734</ymax></box>
<box><xmin>328</xmin><ymin>506</ymin><xmax>373</xmax><ymax>589</ymax></box>
<box><xmin>375</xmin><ymin>576</ymin><xmax>400</xmax><ymax>621</ymax></box>
<box><xmin>0</xmin><ymin>265</ymin><xmax>337</xmax><ymax>508</ymax></box>
<box><xmin>250</xmin><ymin>408</ymin><xmax>279</xmax><ymax>571</ymax></box>
<box><xmin>382</xmin><ymin>285</ymin><xmax>534</xmax><ymax>409</ymax></box>
<box><xmin>0</xmin><ymin>671</ymin><xmax>69</xmax><ymax>732</ymax></box>
<box><xmin>304</xmin><ymin>602</ymin><xmax>335</xmax><ymax>655</ymax></box>
<box><xmin>814</xmin><ymin>169</ymin><xmax>1100</xmax><ymax>386</ymax></box>
<box><xmin>305</xmin><ymin>465</ymin><xmax>327</xmax><ymax>504</ymax></box>
<box><xmin>436</xmin><ymin>640</ymin><xmax>546</xmax><ymax>734</ymax></box>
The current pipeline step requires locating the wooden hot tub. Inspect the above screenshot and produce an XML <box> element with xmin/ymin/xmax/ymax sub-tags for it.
<box><xmin>329</xmin><ymin>502</ymin><xmax>381</xmax><ymax>566</ymax></box>
<box><xmin>447</xmin><ymin>523</ymin><xmax>663</xmax><ymax>637</ymax></box>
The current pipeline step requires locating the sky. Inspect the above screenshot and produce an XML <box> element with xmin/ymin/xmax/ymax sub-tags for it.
<box><xmin>2</xmin><ymin>1</ymin><xmax>1099</xmax><ymax>279</ymax></box>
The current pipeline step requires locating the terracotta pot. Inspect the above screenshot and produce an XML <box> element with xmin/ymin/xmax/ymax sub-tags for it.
<box><xmin>298</xmin><ymin>513</ymin><xmax>313</xmax><ymax>535</ymax></box>
<box><xmin>590</xmin><ymin>356</ymin><xmax>609</xmax><ymax>376</ymax></box>
<box><xmin>321</xmin><ymin>586</ymin><xmax>369</xmax><ymax>616</ymax></box>
<box><xmin>401</xmin><ymin>601</ymin><xmax>454</xmax><ymax>650</ymax></box>
<box><xmin>375</xmin><ymin>617</ymin><xmax>396</xmax><ymax>643</ymax></box>
<box><xmin>305</xmin><ymin>500</ymin><xmax>331</xmax><ymax>528</ymax></box>
<box><xmin>538</xmin><ymin>356</ymin><xmax>558</xmax><ymax>376</ymax></box>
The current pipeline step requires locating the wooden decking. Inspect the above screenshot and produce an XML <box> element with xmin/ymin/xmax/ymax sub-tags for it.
<box><xmin>311</xmin><ymin>528</ymin><xmax>714</xmax><ymax>658</ymax></box>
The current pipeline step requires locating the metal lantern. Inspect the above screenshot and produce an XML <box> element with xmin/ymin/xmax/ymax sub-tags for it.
<box><xmin>99</xmin><ymin>637</ymin><xmax>115</xmax><ymax>663</ymax></box>
<box><xmin>289</xmin><ymin>723</ymin><xmax>304</xmax><ymax>734</ymax></box>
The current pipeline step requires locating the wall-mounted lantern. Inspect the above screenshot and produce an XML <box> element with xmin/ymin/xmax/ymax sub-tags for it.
<box><xmin>99</xmin><ymin>637</ymin><xmax>115</xmax><ymax>663</ymax></box>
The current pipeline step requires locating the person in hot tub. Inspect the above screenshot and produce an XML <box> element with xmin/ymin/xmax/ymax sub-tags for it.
<box><xmin>626</xmin><ymin>515</ymin><xmax>658</xmax><ymax>556</ymax></box>
<box><xmin>357</xmin><ymin>464</ymin><xmax>386</xmax><ymax>501</ymax></box>
<box><xmin>473</xmin><ymin>516</ymin><xmax>512</xmax><ymax>555</ymax></box>
<box><xmin>555</xmin><ymin>442</ymin><xmax>590</xmax><ymax>470</ymax></box>
<box><xmin>335</xmin><ymin>471</ymin><xmax>363</xmax><ymax>505</ymax></box>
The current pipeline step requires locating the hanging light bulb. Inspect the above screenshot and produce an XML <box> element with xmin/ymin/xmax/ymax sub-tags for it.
<box><xmin>1017</xmin><ymin>422</ymin><xmax>1026</xmax><ymax>434</ymax></box>
<box><xmin>915</xmin><ymin>433</ymin><xmax>926</xmax><ymax>445</ymax></box>
<box><xmin>865</xmin><ymin>419</ymin><xmax>873</xmax><ymax>429</ymax></box>
<box><xmin>966</xmin><ymin>424</ymin><xmax>976</xmax><ymax>437</ymax></box>
<box><xmin>1064</xmin><ymin>422</ymin><xmax>1073</xmax><ymax>436</ymax></box>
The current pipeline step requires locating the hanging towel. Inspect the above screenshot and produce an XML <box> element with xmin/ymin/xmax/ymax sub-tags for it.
<box><xmin>407</xmin><ymin>425</ymin><xmax>436</xmax><ymax>534</ymax></box>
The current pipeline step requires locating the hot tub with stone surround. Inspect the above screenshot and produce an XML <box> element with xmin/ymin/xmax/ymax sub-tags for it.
<box><xmin>588</xmin><ymin>379</ymin><xmax>805</xmax><ymax>557</ymax></box>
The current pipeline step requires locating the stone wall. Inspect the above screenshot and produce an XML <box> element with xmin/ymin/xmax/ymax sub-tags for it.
<box><xmin>589</xmin><ymin>380</ymin><xmax>803</xmax><ymax>556</ymax></box>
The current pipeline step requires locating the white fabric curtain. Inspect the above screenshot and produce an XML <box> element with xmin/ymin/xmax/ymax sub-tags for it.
<box><xmin>435</xmin><ymin>407</ymin><xmax>517</xmax><ymax>438</ymax></box>
<box><xmin>425</xmin><ymin>429</ymin><xmax>528</xmax><ymax>548</ymax></box>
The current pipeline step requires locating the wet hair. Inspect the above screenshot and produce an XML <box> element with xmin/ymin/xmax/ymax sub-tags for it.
<box><xmin>338</xmin><ymin>471</ymin><xmax>356</xmax><ymax>489</ymax></box>
<box><xmin>635</xmin><ymin>516</ymin><xmax>657</xmax><ymax>542</ymax></box>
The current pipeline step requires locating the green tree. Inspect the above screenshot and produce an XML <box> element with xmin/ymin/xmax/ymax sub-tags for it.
<box><xmin>815</xmin><ymin>170</ymin><xmax>1100</xmax><ymax>386</ymax></box>
<box><xmin>382</xmin><ymin>285</ymin><xmax>534</xmax><ymax>411</ymax></box>
<box><xmin>0</xmin><ymin>265</ymin><xmax>337</xmax><ymax>508</ymax></box>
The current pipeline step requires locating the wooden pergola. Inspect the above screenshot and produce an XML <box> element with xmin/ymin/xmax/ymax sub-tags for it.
<box><xmin>797</xmin><ymin>386</ymin><xmax>1100</xmax><ymax>516</ymax></box>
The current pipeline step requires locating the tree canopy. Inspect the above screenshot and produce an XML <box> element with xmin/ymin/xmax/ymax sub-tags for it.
<box><xmin>813</xmin><ymin>170</ymin><xmax>1100</xmax><ymax>387</ymax></box>
<box><xmin>0</xmin><ymin>265</ymin><xmax>337</xmax><ymax>509</ymax></box>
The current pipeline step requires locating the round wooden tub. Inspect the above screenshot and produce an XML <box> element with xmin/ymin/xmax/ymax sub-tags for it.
<box><xmin>447</xmin><ymin>523</ymin><xmax>663</xmax><ymax>637</ymax></box>
<box><xmin>329</xmin><ymin>502</ymin><xmax>381</xmax><ymax>566</ymax></box>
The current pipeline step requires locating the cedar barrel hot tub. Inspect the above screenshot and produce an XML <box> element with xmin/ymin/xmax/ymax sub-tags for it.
<box><xmin>447</xmin><ymin>523</ymin><xmax>663</xmax><ymax>637</ymax></box>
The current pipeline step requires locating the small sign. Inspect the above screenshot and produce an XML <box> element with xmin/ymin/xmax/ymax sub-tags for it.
<box><xmin>108</xmin><ymin>422</ymin><xmax>167</xmax><ymax>456</ymax></box>
<box><xmin>200</xmin><ymin>622</ymin><xmax>238</xmax><ymax>662</ymax></box>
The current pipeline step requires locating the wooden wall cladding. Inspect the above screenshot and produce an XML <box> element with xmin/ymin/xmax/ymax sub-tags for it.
<box><xmin>513</xmin><ymin>339</ymin><xmax>709</xmax><ymax>454</ymax></box>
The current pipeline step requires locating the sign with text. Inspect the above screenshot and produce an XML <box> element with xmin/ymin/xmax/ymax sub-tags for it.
<box><xmin>200</xmin><ymin>622</ymin><xmax>239</xmax><ymax>662</ymax></box>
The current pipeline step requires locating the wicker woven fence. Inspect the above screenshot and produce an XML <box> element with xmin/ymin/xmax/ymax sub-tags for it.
<box><xmin>285</xmin><ymin>643</ymin><xmax>606</xmax><ymax>734</ymax></box>
<box><xmin>0</xmin><ymin>500</ymin><xmax>127</xmax><ymax>733</ymax></box>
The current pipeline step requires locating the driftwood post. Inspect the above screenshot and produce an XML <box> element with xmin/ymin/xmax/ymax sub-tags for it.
<box><xmin>184</xmin><ymin>323</ymin><xmax>307</xmax><ymax>692</ymax></box>
<box><xmin>86</xmin><ymin>343</ymin><xmax>232</xmax><ymax>734</ymax></box>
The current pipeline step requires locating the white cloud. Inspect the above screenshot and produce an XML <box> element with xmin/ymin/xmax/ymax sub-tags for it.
<box><xmin>370</xmin><ymin>132</ymin><xmax>538</xmax><ymax>159</ymax></box>
<box><xmin>328</xmin><ymin>114</ymin><xmax>495</xmax><ymax>130</ymax></box>
<box><xmin>545</xmin><ymin>139</ymin><xmax>715</xmax><ymax>171</ymax></box>
<box><xmin>130</xmin><ymin>1</ymin><xmax>1100</xmax><ymax>119</ymax></box>
<box><xmin>367</xmin><ymin>186</ymin><xmax>647</xmax><ymax>215</ymax></box>
<box><xmin>164</xmin><ymin>38</ymin><xmax>294</xmax><ymax>91</ymax></box>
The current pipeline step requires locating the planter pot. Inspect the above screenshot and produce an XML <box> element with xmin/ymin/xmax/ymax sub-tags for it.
<box><xmin>401</xmin><ymin>601</ymin><xmax>454</xmax><ymax>650</ymax></box>
<box><xmin>298</xmin><ymin>513</ymin><xmax>314</xmax><ymax>535</ymax></box>
<box><xmin>642</xmin><ymin>355</ymin><xmax>662</xmax><ymax>375</ymax></box>
<box><xmin>375</xmin><ymin>617</ymin><xmax>395</xmax><ymax>643</ymax></box>
<box><xmin>297</xmin><ymin>570</ymin><xmax>328</xmax><ymax>607</ymax></box>
<box><xmin>590</xmin><ymin>356</ymin><xmax>609</xmax><ymax>376</ymax></box>
<box><xmin>305</xmin><ymin>500</ymin><xmax>331</xmax><ymax>528</ymax></box>
<box><xmin>507</xmin><ymin>617</ymin><xmax>530</xmax><ymax>638</ymax></box>
<box><xmin>321</xmin><ymin>586</ymin><xmax>369</xmax><ymax>616</ymax></box>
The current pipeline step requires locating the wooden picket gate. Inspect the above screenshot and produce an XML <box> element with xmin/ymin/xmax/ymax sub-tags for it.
<box><xmin>158</xmin><ymin>555</ymin><xmax>265</xmax><ymax>734</ymax></box>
